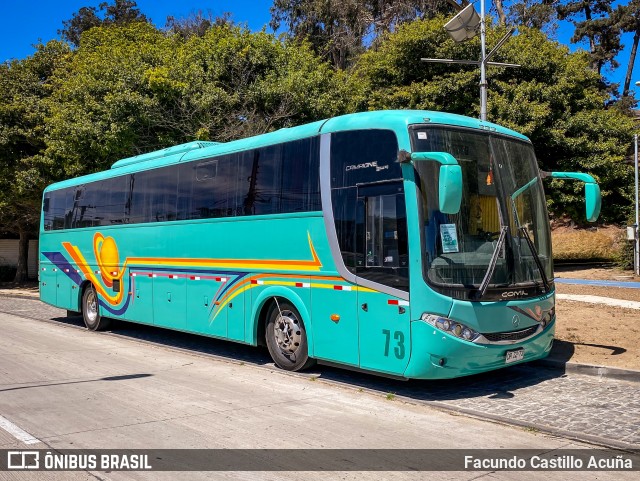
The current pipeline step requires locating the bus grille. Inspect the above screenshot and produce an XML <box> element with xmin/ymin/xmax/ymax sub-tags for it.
<box><xmin>482</xmin><ymin>325</ymin><xmax>539</xmax><ymax>342</ymax></box>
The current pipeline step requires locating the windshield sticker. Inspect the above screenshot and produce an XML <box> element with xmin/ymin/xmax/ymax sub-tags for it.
<box><xmin>417</xmin><ymin>132</ymin><xmax>427</xmax><ymax>140</ymax></box>
<box><xmin>440</xmin><ymin>224</ymin><xmax>459</xmax><ymax>253</ymax></box>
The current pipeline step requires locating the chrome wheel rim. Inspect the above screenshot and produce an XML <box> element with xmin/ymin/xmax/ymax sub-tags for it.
<box><xmin>86</xmin><ymin>290</ymin><xmax>98</xmax><ymax>323</ymax></box>
<box><xmin>274</xmin><ymin>309</ymin><xmax>302</xmax><ymax>358</ymax></box>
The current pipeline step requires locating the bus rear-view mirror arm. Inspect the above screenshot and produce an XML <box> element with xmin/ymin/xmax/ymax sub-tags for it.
<box><xmin>408</xmin><ymin>151</ymin><xmax>463</xmax><ymax>214</ymax></box>
<box><xmin>541</xmin><ymin>171</ymin><xmax>601</xmax><ymax>222</ymax></box>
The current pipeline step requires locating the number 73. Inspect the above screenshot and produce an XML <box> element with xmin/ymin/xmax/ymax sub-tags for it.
<box><xmin>382</xmin><ymin>329</ymin><xmax>405</xmax><ymax>359</ymax></box>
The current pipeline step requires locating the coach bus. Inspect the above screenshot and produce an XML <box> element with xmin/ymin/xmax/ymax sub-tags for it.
<box><xmin>39</xmin><ymin>110</ymin><xmax>601</xmax><ymax>379</ymax></box>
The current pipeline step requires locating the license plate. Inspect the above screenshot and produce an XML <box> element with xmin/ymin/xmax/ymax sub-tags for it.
<box><xmin>505</xmin><ymin>348</ymin><xmax>525</xmax><ymax>364</ymax></box>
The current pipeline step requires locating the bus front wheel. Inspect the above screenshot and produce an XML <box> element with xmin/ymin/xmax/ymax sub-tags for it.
<box><xmin>266</xmin><ymin>300</ymin><xmax>314</xmax><ymax>372</ymax></box>
<box><xmin>82</xmin><ymin>285</ymin><xmax>111</xmax><ymax>331</ymax></box>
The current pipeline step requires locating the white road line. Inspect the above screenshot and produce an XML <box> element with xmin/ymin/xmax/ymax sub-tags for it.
<box><xmin>556</xmin><ymin>294</ymin><xmax>640</xmax><ymax>310</ymax></box>
<box><xmin>0</xmin><ymin>414</ymin><xmax>40</xmax><ymax>445</ymax></box>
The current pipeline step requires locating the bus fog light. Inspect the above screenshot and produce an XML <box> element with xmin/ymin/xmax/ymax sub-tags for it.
<box><xmin>421</xmin><ymin>313</ymin><xmax>480</xmax><ymax>341</ymax></box>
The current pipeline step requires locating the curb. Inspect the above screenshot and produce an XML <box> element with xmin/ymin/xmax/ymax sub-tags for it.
<box><xmin>534</xmin><ymin>358</ymin><xmax>640</xmax><ymax>383</ymax></box>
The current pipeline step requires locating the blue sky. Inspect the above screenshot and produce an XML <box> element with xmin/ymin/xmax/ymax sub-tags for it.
<box><xmin>1</xmin><ymin>0</ymin><xmax>638</xmax><ymax>97</ymax></box>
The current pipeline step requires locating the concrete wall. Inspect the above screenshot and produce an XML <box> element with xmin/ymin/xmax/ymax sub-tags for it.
<box><xmin>0</xmin><ymin>239</ymin><xmax>39</xmax><ymax>279</ymax></box>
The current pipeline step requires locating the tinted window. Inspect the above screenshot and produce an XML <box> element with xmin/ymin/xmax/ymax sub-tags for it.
<box><xmin>129</xmin><ymin>167</ymin><xmax>179</xmax><ymax>223</ymax></box>
<box><xmin>73</xmin><ymin>184</ymin><xmax>98</xmax><ymax>228</ymax></box>
<box><xmin>331</xmin><ymin>130</ymin><xmax>401</xmax><ymax>189</ymax></box>
<box><xmin>251</xmin><ymin>144</ymin><xmax>282</xmax><ymax>216</ymax></box>
<box><xmin>95</xmin><ymin>177</ymin><xmax>127</xmax><ymax>225</ymax></box>
<box><xmin>43</xmin><ymin>188</ymin><xmax>73</xmax><ymax>231</ymax></box>
<box><xmin>282</xmin><ymin>137</ymin><xmax>321</xmax><ymax>212</ymax></box>
<box><xmin>189</xmin><ymin>155</ymin><xmax>235</xmax><ymax>219</ymax></box>
<box><xmin>355</xmin><ymin>182</ymin><xmax>409</xmax><ymax>290</ymax></box>
<box><xmin>43</xmin><ymin>136</ymin><xmax>321</xmax><ymax>230</ymax></box>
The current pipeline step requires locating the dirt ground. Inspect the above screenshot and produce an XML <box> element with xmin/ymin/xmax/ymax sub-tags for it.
<box><xmin>552</xmin><ymin>266</ymin><xmax>640</xmax><ymax>371</ymax></box>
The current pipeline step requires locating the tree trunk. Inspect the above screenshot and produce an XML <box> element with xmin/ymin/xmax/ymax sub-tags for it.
<box><xmin>13</xmin><ymin>228</ymin><xmax>29</xmax><ymax>284</ymax></box>
<box><xmin>623</xmin><ymin>32</ymin><xmax>639</xmax><ymax>97</ymax></box>
<box><xmin>494</xmin><ymin>0</ymin><xmax>507</xmax><ymax>26</ymax></box>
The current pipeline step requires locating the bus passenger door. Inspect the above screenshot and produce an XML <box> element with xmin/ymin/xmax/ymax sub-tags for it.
<box><xmin>153</xmin><ymin>272</ymin><xmax>187</xmax><ymax>330</ymax></box>
<box><xmin>312</xmin><ymin>185</ymin><xmax>360</xmax><ymax>366</ymax></box>
<box><xmin>356</xmin><ymin>182</ymin><xmax>411</xmax><ymax>376</ymax></box>
<box><xmin>186</xmin><ymin>276</ymin><xmax>228</xmax><ymax>338</ymax></box>
<box><xmin>126</xmin><ymin>269</ymin><xmax>154</xmax><ymax>324</ymax></box>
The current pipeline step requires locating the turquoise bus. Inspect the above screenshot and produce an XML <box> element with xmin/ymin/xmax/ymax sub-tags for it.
<box><xmin>39</xmin><ymin>110</ymin><xmax>601</xmax><ymax>379</ymax></box>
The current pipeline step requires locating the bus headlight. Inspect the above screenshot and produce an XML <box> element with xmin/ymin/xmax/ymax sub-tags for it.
<box><xmin>420</xmin><ymin>313</ymin><xmax>480</xmax><ymax>342</ymax></box>
<box><xmin>539</xmin><ymin>307</ymin><xmax>555</xmax><ymax>329</ymax></box>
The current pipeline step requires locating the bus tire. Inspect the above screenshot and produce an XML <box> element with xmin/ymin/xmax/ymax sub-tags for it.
<box><xmin>265</xmin><ymin>300</ymin><xmax>314</xmax><ymax>372</ymax></box>
<box><xmin>82</xmin><ymin>285</ymin><xmax>111</xmax><ymax>331</ymax></box>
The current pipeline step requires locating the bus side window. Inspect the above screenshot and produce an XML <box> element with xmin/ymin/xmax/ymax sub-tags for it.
<box><xmin>281</xmin><ymin>137</ymin><xmax>321</xmax><ymax>212</ymax></box>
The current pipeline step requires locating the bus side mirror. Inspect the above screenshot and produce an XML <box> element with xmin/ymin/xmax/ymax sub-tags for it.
<box><xmin>584</xmin><ymin>182</ymin><xmax>601</xmax><ymax>222</ymax></box>
<box><xmin>545</xmin><ymin>171</ymin><xmax>601</xmax><ymax>222</ymax></box>
<box><xmin>410</xmin><ymin>152</ymin><xmax>462</xmax><ymax>214</ymax></box>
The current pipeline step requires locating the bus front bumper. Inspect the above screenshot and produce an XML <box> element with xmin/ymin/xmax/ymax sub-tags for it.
<box><xmin>403</xmin><ymin>318</ymin><xmax>555</xmax><ymax>380</ymax></box>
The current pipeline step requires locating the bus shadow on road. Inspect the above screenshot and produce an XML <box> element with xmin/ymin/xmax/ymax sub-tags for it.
<box><xmin>50</xmin><ymin>314</ymin><xmax>568</xmax><ymax>403</ymax></box>
<box><xmin>309</xmin><ymin>363</ymin><xmax>567</xmax><ymax>403</ymax></box>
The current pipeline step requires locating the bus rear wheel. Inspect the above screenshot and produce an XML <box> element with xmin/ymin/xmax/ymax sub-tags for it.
<box><xmin>82</xmin><ymin>285</ymin><xmax>111</xmax><ymax>331</ymax></box>
<box><xmin>265</xmin><ymin>300</ymin><xmax>314</xmax><ymax>372</ymax></box>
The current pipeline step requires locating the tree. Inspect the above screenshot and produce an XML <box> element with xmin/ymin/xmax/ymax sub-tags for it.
<box><xmin>165</xmin><ymin>11</ymin><xmax>234</xmax><ymax>39</ymax></box>
<box><xmin>557</xmin><ymin>0</ymin><xmax>621</xmax><ymax>75</ymax></box>
<box><xmin>44</xmin><ymin>22</ymin><xmax>350</xmax><ymax>180</ymax></box>
<box><xmin>0</xmin><ymin>42</ymin><xmax>72</xmax><ymax>282</ymax></box>
<box><xmin>616</xmin><ymin>0</ymin><xmax>640</xmax><ymax>98</ymax></box>
<box><xmin>350</xmin><ymin>18</ymin><xmax>635</xmax><ymax>222</ymax></box>
<box><xmin>270</xmin><ymin>1</ymin><xmax>454</xmax><ymax>69</ymax></box>
<box><xmin>59</xmin><ymin>0</ymin><xmax>149</xmax><ymax>46</ymax></box>
<box><xmin>507</xmin><ymin>0</ymin><xmax>559</xmax><ymax>32</ymax></box>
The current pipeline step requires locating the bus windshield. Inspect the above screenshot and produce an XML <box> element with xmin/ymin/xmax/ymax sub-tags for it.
<box><xmin>411</xmin><ymin>127</ymin><xmax>553</xmax><ymax>300</ymax></box>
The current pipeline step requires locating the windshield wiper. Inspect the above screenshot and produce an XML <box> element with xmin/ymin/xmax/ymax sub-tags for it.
<box><xmin>518</xmin><ymin>226</ymin><xmax>551</xmax><ymax>293</ymax></box>
<box><xmin>509</xmin><ymin>179</ymin><xmax>551</xmax><ymax>294</ymax></box>
<box><xmin>474</xmin><ymin>225</ymin><xmax>508</xmax><ymax>300</ymax></box>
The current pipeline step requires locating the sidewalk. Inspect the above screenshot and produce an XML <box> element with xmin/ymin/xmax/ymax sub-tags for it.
<box><xmin>555</xmin><ymin>278</ymin><xmax>640</xmax><ymax>288</ymax></box>
<box><xmin>0</xmin><ymin>287</ymin><xmax>38</xmax><ymax>298</ymax></box>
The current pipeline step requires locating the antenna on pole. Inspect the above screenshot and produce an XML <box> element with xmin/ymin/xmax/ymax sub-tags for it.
<box><xmin>421</xmin><ymin>0</ymin><xmax>520</xmax><ymax>121</ymax></box>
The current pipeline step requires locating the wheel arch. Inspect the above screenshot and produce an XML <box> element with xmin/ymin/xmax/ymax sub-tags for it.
<box><xmin>76</xmin><ymin>280</ymin><xmax>92</xmax><ymax>311</ymax></box>
<box><xmin>249</xmin><ymin>286</ymin><xmax>314</xmax><ymax>357</ymax></box>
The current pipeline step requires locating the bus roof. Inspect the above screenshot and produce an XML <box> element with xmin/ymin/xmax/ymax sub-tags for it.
<box><xmin>44</xmin><ymin>110</ymin><xmax>529</xmax><ymax>192</ymax></box>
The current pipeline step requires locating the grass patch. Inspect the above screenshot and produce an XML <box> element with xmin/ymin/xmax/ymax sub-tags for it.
<box><xmin>551</xmin><ymin>225</ymin><xmax>626</xmax><ymax>263</ymax></box>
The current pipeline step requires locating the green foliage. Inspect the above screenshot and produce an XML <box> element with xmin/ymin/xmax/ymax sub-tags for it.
<box><xmin>350</xmin><ymin>18</ymin><xmax>635</xmax><ymax>222</ymax></box>
<box><xmin>0</xmin><ymin>41</ymin><xmax>72</xmax><ymax>233</ymax></box>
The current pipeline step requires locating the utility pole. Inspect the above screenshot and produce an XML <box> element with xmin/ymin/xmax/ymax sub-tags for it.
<box><xmin>635</xmin><ymin>134</ymin><xmax>639</xmax><ymax>276</ymax></box>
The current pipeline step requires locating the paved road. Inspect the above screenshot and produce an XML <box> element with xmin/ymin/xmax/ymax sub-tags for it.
<box><xmin>0</xmin><ymin>297</ymin><xmax>638</xmax><ymax>480</ymax></box>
